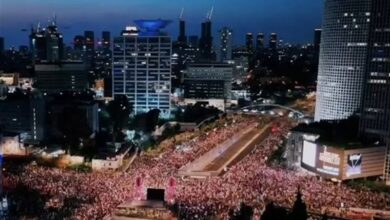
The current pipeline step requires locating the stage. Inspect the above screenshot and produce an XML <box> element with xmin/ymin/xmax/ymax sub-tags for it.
<box><xmin>105</xmin><ymin>200</ymin><xmax>176</xmax><ymax>220</ymax></box>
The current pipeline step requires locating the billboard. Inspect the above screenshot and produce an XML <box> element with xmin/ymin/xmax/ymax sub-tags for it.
<box><xmin>346</xmin><ymin>154</ymin><xmax>362</xmax><ymax>177</ymax></box>
<box><xmin>316</xmin><ymin>147</ymin><xmax>341</xmax><ymax>177</ymax></box>
<box><xmin>301</xmin><ymin>142</ymin><xmax>343</xmax><ymax>179</ymax></box>
<box><xmin>302</xmin><ymin>141</ymin><xmax>316</xmax><ymax>167</ymax></box>
<box><xmin>301</xmin><ymin>142</ymin><xmax>385</xmax><ymax>180</ymax></box>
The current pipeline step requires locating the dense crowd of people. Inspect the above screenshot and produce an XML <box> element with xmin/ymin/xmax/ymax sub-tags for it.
<box><xmin>3</xmin><ymin>115</ymin><xmax>390</xmax><ymax>219</ymax></box>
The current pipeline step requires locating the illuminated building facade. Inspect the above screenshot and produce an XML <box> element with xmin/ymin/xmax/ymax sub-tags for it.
<box><xmin>112</xmin><ymin>20</ymin><xmax>172</xmax><ymax>118</ymax></box>
<box><xmin>315</xmin><ymin>0</ymin><xmax>372</xmax><ymax>121</ymax></box>
<box><xmin>357</xmin><ymin>0</ymin><xmax>390</xmax><ymax>184</ymax></box>
<box><xmin>218</xmin><ymin>27</ymin><xmax>233</xmax><ymax>62</ymax></box>
<box><xmin>184</xmin><ymin>63</ymin><xmax>233</xmax><ymax>102</ymax></box>
<box><xmin>35</xmin><ymin>62</ymin><xmax>88</xmax><ymax>94</ymax></box>
<box><xmin>30</xmin><ymin>19</ymin><xmax>64</xmax><ymax>64</ymax></box>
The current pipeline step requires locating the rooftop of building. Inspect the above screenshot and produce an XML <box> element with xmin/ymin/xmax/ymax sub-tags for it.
<box><xmin>0</xmin><ymin>131</ymin><xmax>21</xmax><ymax>137</ymax></box>
<box><xmin>292</xmin><ymin>116</ymin><xmax>384</xmax><ymax>149</ymax></box>
<box><xmin>188</xmin><ymin>62</ymin><xmax>233</xmax><ymax>68</ymax></box>
<box><xmin>48</xmin><ymin>91</ymin><xmax>96</xmax><ymax>105</ymax></box>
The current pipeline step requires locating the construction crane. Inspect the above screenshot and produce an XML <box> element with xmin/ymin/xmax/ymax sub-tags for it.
<box><xmin>208</xmin><ymin>6</ymin><xmax>214</xmax><ymax>20</ymax></box>
<box><xmin>179</xmin><ymin>7</ymin><xmax>184</xmax><ymax>20</ymax></box>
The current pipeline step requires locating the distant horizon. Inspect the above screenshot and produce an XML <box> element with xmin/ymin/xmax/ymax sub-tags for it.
<box><xmin>0</xmin><ymin>0</ymin><xmax>324</xmax><ymax>49</ymax></box>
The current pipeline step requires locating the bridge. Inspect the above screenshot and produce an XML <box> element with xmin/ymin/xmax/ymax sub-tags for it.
<box><xmin>239</xmin><ymin>103</ymin><xmax>307</xmax><ymax>118</ymax></box>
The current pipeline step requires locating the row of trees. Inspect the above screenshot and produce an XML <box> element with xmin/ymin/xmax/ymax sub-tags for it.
<box><xmin>229</xmin><ymin>189</ymin><xmax>331</xmax><ymax>220</ymax></box>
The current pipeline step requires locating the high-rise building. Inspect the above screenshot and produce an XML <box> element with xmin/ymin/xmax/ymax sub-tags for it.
<box><xmin>102</xmin><ymin>31</ymin><xmax>111</xmax><ymax>50</ymax></box>
<box><xmin>84</xmin><ymin>31</ymin><xmax>95</xmax><ymax>64</ymax></box>
<box><xmin>112</xmin><ymin>20</ymin><xmax>172</xmax><ymax>118</ymax></box>
<box><xmin>314</xmin><ymin>29</ymin><xmax>322</xmax><ymax>56</ymax></box>
<box><xmin>178</xmin><ymin>19</ymin><xmax>187</xmax><ymax>45</ymax></box>
<box><xmin>35</xmin><ymin>62</ymin><xmax>88</xmax><ymax>94</ymax></box>
<box><xmin>269</xmin><ymin>33</ymin><xmax>277</xmax><ymax>50</ymax></box>
<box><xmin>71</xmin><ymin>35</ymin><xmax>85</xmax><ymax>61</ymax></box>
<box><xmin>0</xmin><ymin>91</ymin><xmax>46</xmax><ymax>142</ymax></box>
<box><xmin>218</xmin><ymin>27</ymin><xmax>233</xmax><ymax>62</ymax></box>
<box><xmin>183</xmin><ymin>63</ymin><xmax>233</xmax><ymax>111</ymax></box>
<box><xmin>357</xmin><ymin>1</ymin><xmax>390</xmax><ymax>183</ymax></box>
<box><xmin>199</xmin><ymin>19</ymin><xmax>214</xmax><ymax>60</ymax></box>
<box><xmin>315</xmin><ymin>0</ymin><xmax>372</xmax><ymax>121</ymax></box>
<box><xmin>246</xmin><ymin>33</ymin><xmax>254</xmax><ymax>54</ymax></box>
<box><xmin>0</xmin><ymin>37</ymin><xmax>4</xmax><ymax>54</ymax></box>
<box><xmin>360</xmin><ymin>1</ymin><xmax>390</xmax><ymax>139</ymax></box>
<box><xmin>73</xmin><ymin>35</ymin><xmax>84</xmax><ymax>50</ymax></box>
<box><xmin>30</xmin><ymin>20</ymin><xmax>64</xmax><ymax>63</ymax></box>
<box><xmin>84</xmin><ymin>31</ymin><xmax>95</xmax><ymax>50</ymax></box>
<box><xmin>256</xmin><ymin>33</ymin><xmax>264</xmax><ymax>51</ymax></box>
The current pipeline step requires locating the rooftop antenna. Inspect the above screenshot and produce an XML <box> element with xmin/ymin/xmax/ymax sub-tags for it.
<box><xmin>179</xmin><ymin>7</ymin><xmax>184</xmax><ymax>20</ymax></box>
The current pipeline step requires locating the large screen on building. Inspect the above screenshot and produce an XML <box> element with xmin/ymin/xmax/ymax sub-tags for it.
<box><xmin>317</xmin><ymin>146</ymin><xmax>341</xmax><ymax>176</ymax></box>
<box><xmin>302</xmin><ymin>141</ymin><xmax>317</xmax><ymax>167</ymax></box>
<box><xmin>346</xmin><ymin>154</ymin><xmax>362</xmax><ymax>177</ymax></box>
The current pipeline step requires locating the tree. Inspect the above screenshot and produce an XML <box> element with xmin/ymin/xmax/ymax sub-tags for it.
<box><xmin>237</xmin><ymin>202</ymin><xmax>253</xmax><ymax>220</ymax></box>
<box><xmin>289</xmin><ymin>187</ymin><xmax>308</xmax><ymax>220</ymax></box>
<box><xmin>145</xmin><ymin>109</ymin><xmax>160</xmax><ymax>132</ymax></box>
<box><xmin>261</xmin><ymin>202</ymin><xmax>288</xmax><ymax>220</ymax></box>
<box><xmin>107</xmin><ymin>95</ymin><xmax>132</xmax><ymax>141</ymax></box>
<box><xmin>131</xmin><ymin>109</ymin><xmax>161</xmax><ymax>133</ymax></box>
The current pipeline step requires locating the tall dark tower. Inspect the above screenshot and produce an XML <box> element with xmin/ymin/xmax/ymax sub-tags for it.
<box><xmin>246</xmin><ymin>33</ymin><xmax>254</xmax><ymax>53</ymax></box>
<box><xmin>84</xmin><ymin>30</ymin><xmax>95</xmax><ymax>65</ymax></box>
<box><xmin>357</xmin><ymin>0</ymin><xmax>390</xmax><ymax>184</ymax></box>
<box><xmin>177</xmin><ymin>9</ymin><xmax>187</xmax><ymax>45</ymax></box>
<box><xmin>73</xmin><ymin>35</ymin><xmax>85</xmax><ymax>50</ymax></box>
<box><xmin>178</xmin><ymin>20</ymin><xmax>187</xmax><ymax>44</ymax></box>
<box><xmin>199</xmin><ymin>8</ymin><xmax>214</xmax><ymax>60</ymax></box>
<box><xmin>84</xmin><ymin>31</ymin><xmax>95</xmax><ymax>50</ymax></box>
<box><xmin>269</xmin><ymin>33</ymin><xmax>277</xmax><ymax>50</ymax></box>
<box><xmin>102</xmin><ymin>31</ymin><xmax>110</xmax><ymax>50</ymax></box>
<box><xmin>0</xmin><ymin>37</ymin><xmax>4</xmax><ymax>54</ymax></box>
<box><xmin>30</xmin><ymin>17</ymin><xmax>63</xmax><ymax>64</ymax></box>
<box><xmin>256</xmin><ymin>33</ymin><xmax>264</xmax><ymax>51</ymax></box>
<box><xmin>314</xmin><ymin>29</ymin><xmax>322</xmax><ymax>60</ymax></box>
<box><xmin>199</xmin><ymin>19</ymin><xmax>213</xmax><ymax>59</ymax></box>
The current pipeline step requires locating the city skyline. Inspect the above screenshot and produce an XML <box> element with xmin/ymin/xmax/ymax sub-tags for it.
<box><xmin>0</xmin><ymin>0</ymin><xmax>323</xmax><ymax>48</ymax></box>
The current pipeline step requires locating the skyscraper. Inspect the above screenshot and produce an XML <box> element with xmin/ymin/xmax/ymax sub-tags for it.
<box><xmin>102</xmin><ymin>31</ymin><xmax>111</xmax><ymax>50</ymax></box>
<box><xmin>218</xmin><ymin>27</ymin><xmax>233</xmax><ymax>62</ymax></box>
<box><xmin>0</xmin><ymin>37</ymin><xmax>4</xmax><ymax>54</ymax></box>
<box><xmin>315</xmin><ymin>0</ymin><xmax>372</xmax><ymax>121</ymax></box>
<box><xmin>360</xmin><ymin>1</ymin><xmax>390</xmax><ymax>139</ymax></box>
<box><xmin>246</xmin><ymin>33</ymin><xmax>254</xmax><ymax>54</ymax></box>
<box><xmin>72</xmin><ymin>35</ymin><xmax>85</xmax><ymax>61</ymax></box>
<box><xmin>199</xmin><ymin>19</ymin><xmax>214</xmax><ymax>60</ymax></box>
<box><xmin>357</xmin><ymin>1</ymin><xmax>390</xmax><ymax>183</ymax></box>
<box><xmin>269</xmin><ymin>33</ymin><xmax>277</xmax><ymax>50</ymax></box>
<box><xmin>178</xmin><ymin>19</ymin><xmax>187</xmax><ymax>45</ymax></box>
<box><xmin>256</xmin><ymin>33</ymin><xmax>264</xmax><ymax>51</ymax></box>
<box><xmin>84</xmin><ymin>31</ymin><xmax>95</xmax><ymax>64</ymax></box>
<box><xmin>112</xmin><ymin>20</ymin><xmax>172</xmax><ymax>118</ymax></box>
<box><xmin>314</xmin><ymin>29</ymin><xmax>322</xmax><ymax>55</ymax></box>
<box><xmin>73</xmin><ymin>35</ymin><xmax>84</xmax><ymax>50</ymax></box>
<box><xmin>30</xmin><ymin>19</ymin><xmax>64</xmax><ymax>63</ymax></box>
